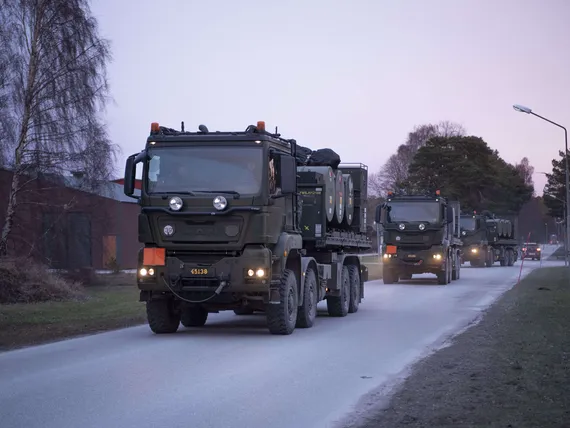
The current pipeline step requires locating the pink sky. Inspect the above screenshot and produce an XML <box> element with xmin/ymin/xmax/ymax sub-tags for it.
<box><xmin>92</xmin><ymin>0</ymin><xmax>570</xmax><ymax>195</ymax></box>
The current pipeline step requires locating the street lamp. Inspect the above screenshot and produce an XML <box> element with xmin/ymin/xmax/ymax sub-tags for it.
<box><xmin>513</xmin><ymin>104</ymin><xmax>569</xmax><ymax>267</ymax></box>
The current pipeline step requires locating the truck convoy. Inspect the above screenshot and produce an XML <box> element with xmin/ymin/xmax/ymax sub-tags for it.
<box><xmin>459</xmin><ymin>211</ymin><xmax>519</xmax><ymax>267</ymax></box>
<box><xmin>123</xmin><ymin>121</ymin><xmax>372</xmax><ymax>336</ymax></box>
<box><xmin>375</xmin><ymin>191</ymin><xmax>463</xmax><ymax>285</ymax></box>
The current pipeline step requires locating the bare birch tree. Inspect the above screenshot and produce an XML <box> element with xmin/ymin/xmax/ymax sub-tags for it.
<box><xmin>374</xmin><ymin>121</ymin><xmax>466</xmax><ymax>196</ymax></box>
<box><xmin>0</xmin><ymin>0</ymin><xmax>118</xmax><ymax>256</ymax></box>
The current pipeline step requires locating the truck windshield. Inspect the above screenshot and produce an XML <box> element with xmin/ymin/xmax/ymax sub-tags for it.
<box><xmin>460</xmin><ymin>217</ymin><xmax>477</xmax><ymax>231</ymax></box>
<box><xmin>146</xmin><ymin>146</ymin><xmax>263</xmax><ymax>195</ymax></box>
<box><xmin>387</xmin><ymin>201</ymin><xmax>440</xmax><ymax>223</ymax></box>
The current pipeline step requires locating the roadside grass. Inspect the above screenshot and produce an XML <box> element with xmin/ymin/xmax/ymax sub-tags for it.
<box><xmin>0</xmin><ymin>261</ymin><xmax>383</xmax><ymax>352</ymax></box>
<box><xmin>350</xmin><ymin>266</ymin><xmax>570</xmax><ymax>428</ymax></box>
<box><xmin>0</xmin><ymin>273</ymin><xmax>145</xmax><ymax>352</ymax></box>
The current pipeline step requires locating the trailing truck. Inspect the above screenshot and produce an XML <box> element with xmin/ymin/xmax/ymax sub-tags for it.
<box><xmin>375</xmin><ymin>191</ymin><xmax>463</xmax><ymax>285</ymax></box>
<box><xmin>123</xmin><ymin>121</ymin><xmax>372</xmax><ymax>336</ymax></box>
<box><xmin>459</xmin><ymin>211</ymin><xmax>519</xmax><ymax>267</ymax></box>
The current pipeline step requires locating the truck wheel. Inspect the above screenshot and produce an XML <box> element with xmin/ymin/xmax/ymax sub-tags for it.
<box><xmin>485</xmin><ymin>250</ymin><xmax>494</xmax><ymax>267</ymax></box>
<box><xmin>181</xmin><ymin>306</ymin><xmax>208</xmax><ymax>327</ymax></box>
<box><xmin>296</xmin><ymin>268</ymin><xmax>318</xmax><ymax>328</ymax></box>
<box><xmin>234</xmin><ymin>307</ymin><xmax>255</xmax><ymax>315</ymax></box>
<box><xmin>383</xmin><ymin>268</ymin><xmax>396</xmax><ymax>284</ymax></box>
<box><xmin>266</xmin><ymin>268</ymin><xmax>298</xmax><ymax>335</ymax></box>
<box><xmin>437</xmin><ymin>256</ymin><xmax>450</xmax><ymax>285</ymax></box>
<box><xmin>146</xmin><ymin>299</ymin><xmax>180</xmax><ymax>334</ymax></box>
<box><xmin>507</xmin><ymin>250</ymin><xmax>514</xmax><ymax>266</ymax></box>
<box><xmin>327</xmin><ymin>265</ymin><xmax>350</xmax><ymax>317</ymax></box>
<box><xmin>452</xmin><ymin>253</ymin><xmax>460</xmax><ymax>280</ymax></box>
<box><xmin>348</xmin><ymin>265</ymin><xmax>361</xmax><ymax>313</ymax></box>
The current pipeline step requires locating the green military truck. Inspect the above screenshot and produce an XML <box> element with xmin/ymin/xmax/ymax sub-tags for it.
<box><xmin>375</xmin><ymin>191</ymin><xmax>463</xmax><ymax>285</ymax></box>
<box><xmin>123</xmin><ymin>121</ymin><xmax>371</xmax><ymax>336</ymax></box>
<box><xmin>459</xmin><ymin>210</ymin><xmax>519</xmax><ymax>267</ymax></box>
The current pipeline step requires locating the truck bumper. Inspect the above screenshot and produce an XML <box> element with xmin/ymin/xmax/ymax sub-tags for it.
<box><xmin>137</xmin><ymin>246</ymin><xmax>274</xmax><ymax>296</ymax></box>
<box><xmin>382</xmin><ymin>247</ymin><xmax>447</xmax><ymax>274</ymax></box>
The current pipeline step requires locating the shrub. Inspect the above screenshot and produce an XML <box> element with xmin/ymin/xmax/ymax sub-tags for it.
<box><xmin>0</xmin><ymin>257</ymin><xmax>85</xmax><ymax>304</ymax></box>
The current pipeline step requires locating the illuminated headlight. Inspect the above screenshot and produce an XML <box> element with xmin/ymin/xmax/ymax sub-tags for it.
<box><xmin>169</xmin><ymin>196</ymin><xmax>183</xmax><ymax>211</ymax></box>
<box><xmin>383</xmin><ymin>253</ymin><xmax>392</xmax><ymax>259</ymax></box>
<box><xmin>213</xmin><ymin>195</ymin><xmax>227</xmax><ymax>211</ymax></box>
<box><xmin>418</xmin><ymin>223</ymin><xmax>426</xmax><ymax>231</ymax></box>
<box><xmin>139</xmin><ymin>268</ymin><xmax>155</xmax><ymax>276</ymax></box>
<box><xmin>537</xmin><ymin>248</ymin><xmax>541</xmax><ymax>252</ymax></box>
<box><xmin>246</xmin><ymin>268</ymin><xmax>266</xmax><ymax>278</ymax></box>
<box><xmin>398</xmin><ymin>223</ymin><xmax>406</xmax><ymax>230</ymax></box>
<box><xmin>433</xmin><ymin>254</ymin><xmax>442</xmax><ymax>260</ymax></box>
<box><xmin>471</xmin><ymin>248</ymin><xmax>478</xmax><ymax>253</ymax></box>
<box><xmin>163</xmin><ymin>225</ymin><xmax>175</xmax><ymax>236</ymax></box>
<box><xmin>461</xmin><ymin>230</ymin><xmax>466</xmax><ymax>236</ymax></box>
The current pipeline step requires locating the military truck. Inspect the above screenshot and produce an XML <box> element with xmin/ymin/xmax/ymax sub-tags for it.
<box><xmin>123</xmin><ymin>121</ymin><xmax>372</xmax><ymax>336</ymax></box>
<box><xmin>459</xmin><ymin>211</ymin><xmax>519</xmax><ymax>267</ymax></box>
<box><xmin>375</xmin><ymin>191</ymin><xmax>463</xmax><ymax>285</ymax></box>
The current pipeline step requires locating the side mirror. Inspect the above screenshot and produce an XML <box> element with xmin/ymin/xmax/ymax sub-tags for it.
<box><xmin>124</xmin><ymin>154</ymin><xmax>137</xmax><ymax>197</ymax></box>
<box><xmin>446</xmin><ymin>205</ymin><xmax>454</xmax><ymax>224</ymax></box>
<box><xmin>278</xmin><ymin>154</ymin><xmax>297</xmax><ymax>195</ymax></box>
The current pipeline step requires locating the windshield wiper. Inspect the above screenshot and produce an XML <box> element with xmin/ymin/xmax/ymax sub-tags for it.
<box><xmin>194</xmin><ymin>190</ymin><xmax>241</xmax><ymax>199</ymax></box>
<box><xmin>158</xmin><ymin>191</ymin><xmax>196</xmax><ymax>196</ymax></box>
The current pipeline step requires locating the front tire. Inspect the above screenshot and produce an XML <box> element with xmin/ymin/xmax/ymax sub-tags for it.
<box><xmin>266</xmin><ymin>268</ymin><xmax>298</xmax><ymax>335</ymax></box>
<box><xmin>147</xmin><ymin>299</ymin><xmax>180</xmax><ymax>334</ymax></box>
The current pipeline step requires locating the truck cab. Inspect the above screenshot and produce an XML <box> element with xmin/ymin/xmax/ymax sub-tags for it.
<box><xmin>375</xmin><ymin>191</ymin><xmax>462</xmax><ymax>285</ymax></box>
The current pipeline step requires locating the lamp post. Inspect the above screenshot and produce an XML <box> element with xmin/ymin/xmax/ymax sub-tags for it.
<box><xmin>513</xmin><ymin>104</ymin><xmax>569</xmax><ymax>267</ymax></box>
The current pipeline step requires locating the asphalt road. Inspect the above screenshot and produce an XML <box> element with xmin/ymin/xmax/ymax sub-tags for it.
<box><xmin>0</xmin><ymin>245</ymin><xmax>560</xmax><ymax>428</ymax></box>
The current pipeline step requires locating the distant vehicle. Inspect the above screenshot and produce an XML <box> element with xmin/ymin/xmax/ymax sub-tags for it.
<box><xmin>459</xmin><ymin>210</ymin><xmax>519</xmax><ymax>267</ymax></box>
<box><xmin>549</xmin><ymin>234</ymin><xmax>558</xmax><ymax>245</ymax></box>
<box><xmin>522</xmin><ymin>243</ymin><xmax>541</xmax><ymax>260</ymax></box>
<box><xmin>376</xmin><ymin>190</ymin><xmax>463</xmax><ymax>285</ymax></box>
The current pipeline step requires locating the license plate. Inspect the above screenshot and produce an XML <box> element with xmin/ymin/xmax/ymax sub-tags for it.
<box><xmin>407</xmin><ymin>254</ymin><xmax>417</xmax><ymax>258</ymax></box>
<box><xmin>190</xmin><ymin>268</ymin><xmax>209</xmax><ymax>275</ymax></box>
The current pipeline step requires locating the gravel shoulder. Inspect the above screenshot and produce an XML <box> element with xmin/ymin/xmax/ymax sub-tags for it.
<box><xmin>347</xmin><ymin>266</ymin><xmax>570</xmax><ymax>428</ymax></box>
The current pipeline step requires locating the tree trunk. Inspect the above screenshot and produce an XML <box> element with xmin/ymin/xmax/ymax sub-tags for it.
<box><xmin>0</xmin><ymin>12</ymin><xmax>41</xmax><ymax>257</ymax></box>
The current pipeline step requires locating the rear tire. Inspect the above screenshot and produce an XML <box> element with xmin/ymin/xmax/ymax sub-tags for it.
<box><xmin>296</xmin><ymin>268</ymin><xmax>318</xmax><ymax>328</ymax></box>
<box><xmin>266</xmin><ymin>268</ymin><xmax>298</xmax><ymax>335</ymax></box>
<box><xmin>348</xmin><ymin>265</ymin><xmax>361</xmax><ymax>314</ymax></box>
<box><xmin>327</xmin><ymin>265</ymin><xmax>350</xmax><ymax>317</ymax></box>
<box><xmin>181</xmin><ymin>306</ymin><xmax>208</xmax><ymax>327</ymax></box>
<box><xmin>147</xmin><ymin>299</ymin><xmax>180</xmax><ymax>334</ymax></box>
<box><xmin>383</xmin><ymin>268</ymin><xmax>396</xmax><ymax>284</ymax></box>
<box><xmin>437</xmin><ymin>255</ymin><xmax>450</xmax><ymax>285</ymax></box>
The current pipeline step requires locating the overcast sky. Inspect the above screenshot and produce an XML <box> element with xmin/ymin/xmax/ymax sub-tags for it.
<box><xmin>91</xmin><ymin>0</ymin><xmax>570</xmax><ymax>194</ymax></box>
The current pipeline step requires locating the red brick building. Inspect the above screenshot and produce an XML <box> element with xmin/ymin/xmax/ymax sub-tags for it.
<box><xmin>0</xmin><ymin>168</ymin><xmax>141</xmax><ymax>270</ymax></box>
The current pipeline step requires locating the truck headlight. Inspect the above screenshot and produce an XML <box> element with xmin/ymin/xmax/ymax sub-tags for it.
<box><xmin>398</xmin><ymin>223</ymin><xmax>406</xmax><ymax>230</ymax></box>
<box><xmin>246</xmin><ymin>268</ymin><xmax>267</xmax><ymax>278</ymax></box>
<box><xmin>169</xmin><ymin>196</ymin><xmax>183</xmax><ymax>211</ymax></box>
<box><xmin>471</xmin><ymin>248</ymin><xmax>478</xmax><ymax>253</ymax></box>
<box><xmin>433</xmin><ymin>254</ymin><xmax>442</xmax><ymax>260</ymax></box>
<box><xmin>419</xmin><ymin>223</ymin><xmax>426</xmax><ymax>231</ymax></box>
<box><xmin>213</xmin><ymin>196</ymin><xmax>227</xmax><ymax>211</ymax></box>
<box><xmin>139</xmin><ymin>268</ymin><xmax>155</xmax><ymax>276</ymax></box>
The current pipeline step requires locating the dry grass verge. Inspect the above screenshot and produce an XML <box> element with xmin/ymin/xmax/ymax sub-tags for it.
<box><xmin>348</xmin><ymin>266</ymin><xmax>570</xmax><ymax>428</ymax></box>
<box><xmin>0</xmin><ymin>273</ymin><xmax>143</xmax><ymax>351</ymax></box>
<box><xmin>0</xmin><ymin>257</ymin><xmax>84</xmax><ymax>304</ymax></box>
